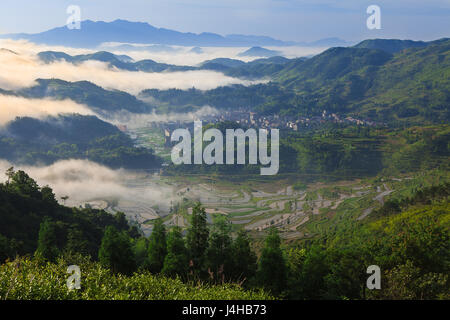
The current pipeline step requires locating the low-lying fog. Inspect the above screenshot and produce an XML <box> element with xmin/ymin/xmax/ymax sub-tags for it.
<box><xmin>0</xmin><ymin>94</ymin><xmax>95</xmax><ymax>125</ymax></box>
<box><xmin>0</xmin><ymin>39</ymin><xmax>328</xmax><ymax>96</ymax></box>
<box><xmin>0</xmin><ymin>39</ymin><xmax>267</xmax><ymax>95</ymax></box>
<box><xmin>104</xmin><ymin>106</ymin><xmax>220</xmax><ymax>129</ymax></box>
<box><xmin>0</xmin><ymin>159</ymin><xmax>178</xmax><ymax>221</ymax></box>
<box><xmin>99</xmin><ymin>42</ymin><xmax>326</xmax><ymax>66</ymax></box>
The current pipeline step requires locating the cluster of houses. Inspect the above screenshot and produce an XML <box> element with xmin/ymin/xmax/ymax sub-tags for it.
<box><xmin>117</xmin><ymin>109</ymin><xmax>380</xmax><ymax>147</ymax></box>
<box><xmin>213</xmin><ymin>109</ymin><xmax>379</xmax><ymax>131</ymax></box>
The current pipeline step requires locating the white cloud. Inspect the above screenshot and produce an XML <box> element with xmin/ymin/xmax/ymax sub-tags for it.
<box><xmin>0</xmin><ymin>159</ymin><xmax>177</xmax><ymax>214</ymax></box>
<box><xmin>105</xmin><ymin>106</ymin><xmax>220</xmax><ymax>129</ymax></box>
<box><xmin>0</xmin><ymin>94</ymin><xmax>95</xmax><ymax>126</ymax></box>
<box><xmin>0</xmin><ymin>39</ymin><xmax>271</xmax><ymax>95</ymax></box>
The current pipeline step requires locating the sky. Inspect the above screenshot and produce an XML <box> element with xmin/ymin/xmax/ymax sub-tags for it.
<box><xmin>0</xmin><ymin>0</ymin><xmax>449</xmax><ymax>42</ymax></box>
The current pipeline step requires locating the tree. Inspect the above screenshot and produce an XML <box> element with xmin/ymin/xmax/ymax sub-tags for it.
<box><xmin>186</xmin><ymin>202</ymin><xmax>209</xmax><ymax>274</ymax></box>
<box><xmin>285</xmin><ymin>247</ymin><xmax>307</xmax><ymax>299</ymax></box>
<box><xmin>323</xmin><ymin>248</ymin><xmax>368</xmax><ymax>300</ymax></box>
<box><xmin>60</xmin><ymin>196</ymin><xmax>69</xmax><ymax>205</ymax></box>
<box><xmin>9</xmin><ymin>170</ymin><xmax>40</xmax><ymax>199</ymax></box>
<box><xmin>41</xmin><ymin>185</ymin><xmax>57</xmax><ymax>204</ymax></box>
<box><xmin>257</xmin><ymin>227</ymin><xmax>287</xmax><ymax>295</ymax></box>
<box><xmin>65</xmin><ymin>225</ymin><xmax>89</xmax><ymax>256</ymax></box>
<box><xmin>367</xmin><ymin>260</ymin><xmax>449</xmax><ymax>300</ymax></box>
<box><xmin>206</xmin><ymin>216</ymin><xmax>233</xmax><ymax>281</ymax></box>
<box><xmin>35</xmin><ymin>217</ymin><xmax>59</xmax><ymax>262</ymax></box>
<box><xmin>5</xmin><ymin>167</ymin><xmax>14</xmax><ymax>184</ymax></box>
<box><xmin>133</xmin><ymin>237</ymin><xmax>149</xmax><ymax>269</ymax></box>
<box><xmin>296</xmin><ymin>245</ymin><xmax>330</xmax><ymax>299</ymax></box>
<box><xmin>230</xmin><ymin>229</ymin><xmax>257</xmax><ymax>283</ymax></box>
<box><xmin>147</xmin><ymin>218</ymin><xmax>167</xmax><ymax>273</ymax></box>
<box><xmin>0</xmin><ymin>234</ymin><xmax>12</xmax><ymax>263</ymax></box>
<box><xmin>115</xmin><ymin>212</ymin><xmax>129</xmax><ymax>230</ymax></box>
<box><xmin>98</xmin><ymin>226</ymin><xmax>136</xmax><ymax>275</ymax></box>
<box><xmin>162</xmin><ymin>227</ymin><xmax>189</xmax><ymax>278</ymax></box>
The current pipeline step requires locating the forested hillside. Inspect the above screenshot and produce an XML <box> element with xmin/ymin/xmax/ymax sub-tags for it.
<box><xmin>17</xmin><ymin>79</ymin><xmax>153</xmax><ymax>115</ymax></box>
<box><xmin>0</xmin><ymin>115</ymin><xmax>162</xmax><ymax>169</ymax></box>
<box><xmin>272</xmin><ymin>38</ymin><xmax>450</xmax><ymax>123</ymax></box>
<box><xmin>165</xmin><ymin>124</ymin><xmax>449</xmax><ymax>178</ymax></box>
<box><xmin>139</xmin><ymin>39</ymin><xmax>450</xmax><ymax>125</ymax></box>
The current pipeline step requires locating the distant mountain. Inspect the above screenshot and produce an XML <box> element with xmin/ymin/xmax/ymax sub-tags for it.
<box><xmin>103</xmin><ymin>44</ymin><xmax>182</xmax><ymax>53</ymax></box>
<box><xmin>238</xmin><ymin>47</ymin><xmax>282</xmax><ymax>57</ymax></box>
<box><xmin>353</xmin><ymin>39</ymin><xmax>430</xmax><ymax>54</ymax></box>
<box><xmin>37</xmin><ymin>50</ymin><xmax>291</xmax><ymax>79</ymax></box>
<box><xmin>199</xmin><ymin>58</ymin><xmax>246</xmax><ymax>69</ymax></box>
<box><xmin>16</xmin><ymin>78</ymin><xmax>153</xmax><ymax>115</ymax></box>
<box><xmin>305</xmin><ymin>37</ymin><xmax>353</xmax><ymax>47</ymax></box>
<box><xmin>248</xmin><ymin>56</ymin><xmax>291</xmax><ymax>65</ymax></box>
<box><xmin>189</xmin><ymin>47</ymin><xmax>204</xmax><ymax>54</ymax></box>
<box><xmin>198</xmin><ymin>56</ymin><xmax>293</xmax><ymax>79</ymax></box>
<box><xmin>2</xmin><ymin>19</ymin><xmax>294</xmax><ymax>48</ymax></box>
<box><xmin>38</xmin><ymin>51</ymin><xmax>134</xmax><ymax>68</ymax></box>
<box><xmin>0</xmin><ymin>48</ymin><xmax>18</xmax><ymax>55</ymax></box>
<box><xmin>38</xmin><ymin>50</ymin><xmax>195</xmax><ymax>73</ymax></box>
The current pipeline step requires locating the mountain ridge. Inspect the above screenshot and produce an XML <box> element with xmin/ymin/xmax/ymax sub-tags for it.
<box><xmin>1</xmin><ymin>19</ymin><xmax>348</xmax><ymax>48</ymax></box>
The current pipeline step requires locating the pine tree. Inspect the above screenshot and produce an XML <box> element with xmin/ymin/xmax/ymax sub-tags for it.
<box><xmin>147</xmin><ymin>218</ymin><xmax>167</xmax><ymax>273</ymax></box>
<box><xmin>206</xmin><ymin>216</ymin><xmax>233</xmax><ymax>281</ymax></box>
<box><xmin>257</xmin><ymin>227</ymin><xmax>287</xmax><ymax>294</ymax></box>
<box><xmin>98</xmin><ymin>226</ymin><xmax>136</xmax><ymax>275</ymax></box>
<box><xmin>65</xmin><ymin>225</ymin><xmax>89</xmax><ymax>256</ymax></box>
<box><xmin>133</xmin><ymin>237</ymin><xmax>149</xmax><ymax>269</ymax></box>
<box><xmin>162</xmin><ymin>226</ymin><xmax>189</xmax><ymax>278</ymax></box>
<box><xmin>186</xmin><ymin>202</ymin><xmax>209</xmax><ymax>274</ymax></box>
<box><xmin>35</xmin><ymin>217</ymin><xmax>59</xmax><ymax>262</ymax></box>
<box><xmin>230</xmin><ymin>229</ymin><xmax>257</xmax><ymax>282</ymax></box>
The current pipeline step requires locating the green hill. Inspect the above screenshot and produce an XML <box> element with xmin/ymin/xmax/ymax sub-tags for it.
<box><xmin>353</xmin><ymin>39</ymin><xmax>429</xmax><ymax>54</ymax></box>
<box><xmin>17</xmin><ymin>78</ymin><xmax>153</xmax><ymax>115</ymax></box>
<box><xmin>0</xmin><ymin>115</ymin><xmax>162</xmax><ymax>169</ymax></box>
<box><xmin>273</xmin><ymin>38</ymin><xmax>450</xmax><ymax>124</ymax></box>
<box><xmin>38</xmin><ymin>51</ymin><xmax>196</xmax><ymax>73</ymax></box>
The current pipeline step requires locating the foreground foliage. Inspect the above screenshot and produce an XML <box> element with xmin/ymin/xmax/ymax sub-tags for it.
<box><xmin>0</xmin><ymin>256</ymin><xmax>272</xmax><ymax>300</ymax></box>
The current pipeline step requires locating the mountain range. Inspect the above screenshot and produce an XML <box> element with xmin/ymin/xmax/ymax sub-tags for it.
<box><xmin>1</xmin><ymin>38</ymin><xmax>448</xmax><ymax>125</ymax></box>
<box><xmin>137</xmin><ymin>38</ymin><xmax>449</xmax><ymax>124</ymax></box>
<box><xmin>1</xmin><ymin>19</ymin><xmax>350</xmax><ymax>48</ymax></box>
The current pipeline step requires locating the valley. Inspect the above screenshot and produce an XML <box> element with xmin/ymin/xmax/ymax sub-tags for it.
<box><xmin>0</xmin><ymin>14</ymin><xmax>448</xmax><ymax>301</ymax></box>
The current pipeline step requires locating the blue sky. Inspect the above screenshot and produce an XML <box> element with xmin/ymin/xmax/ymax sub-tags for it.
<box><xmin>1</xmin><ymin>0</ymin><xmax>449</xmax><ymax>42</ymax></box>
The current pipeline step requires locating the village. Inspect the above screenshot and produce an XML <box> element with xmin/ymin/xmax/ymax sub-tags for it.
<box><xmin>128</xmin><ymin>109</ymin><xmax>382</xmax><ymax>147</ymax></box>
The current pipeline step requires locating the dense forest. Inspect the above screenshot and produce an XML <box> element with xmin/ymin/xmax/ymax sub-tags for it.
<box><xmin>0</xmin><ymin>168</ymin><xmax>448</xmax><ymax>299</ymax></box>
<box><xmin>0</xmin><ymin>115</ymin><xmax>162</xmax><ymax>169</ymax></box>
